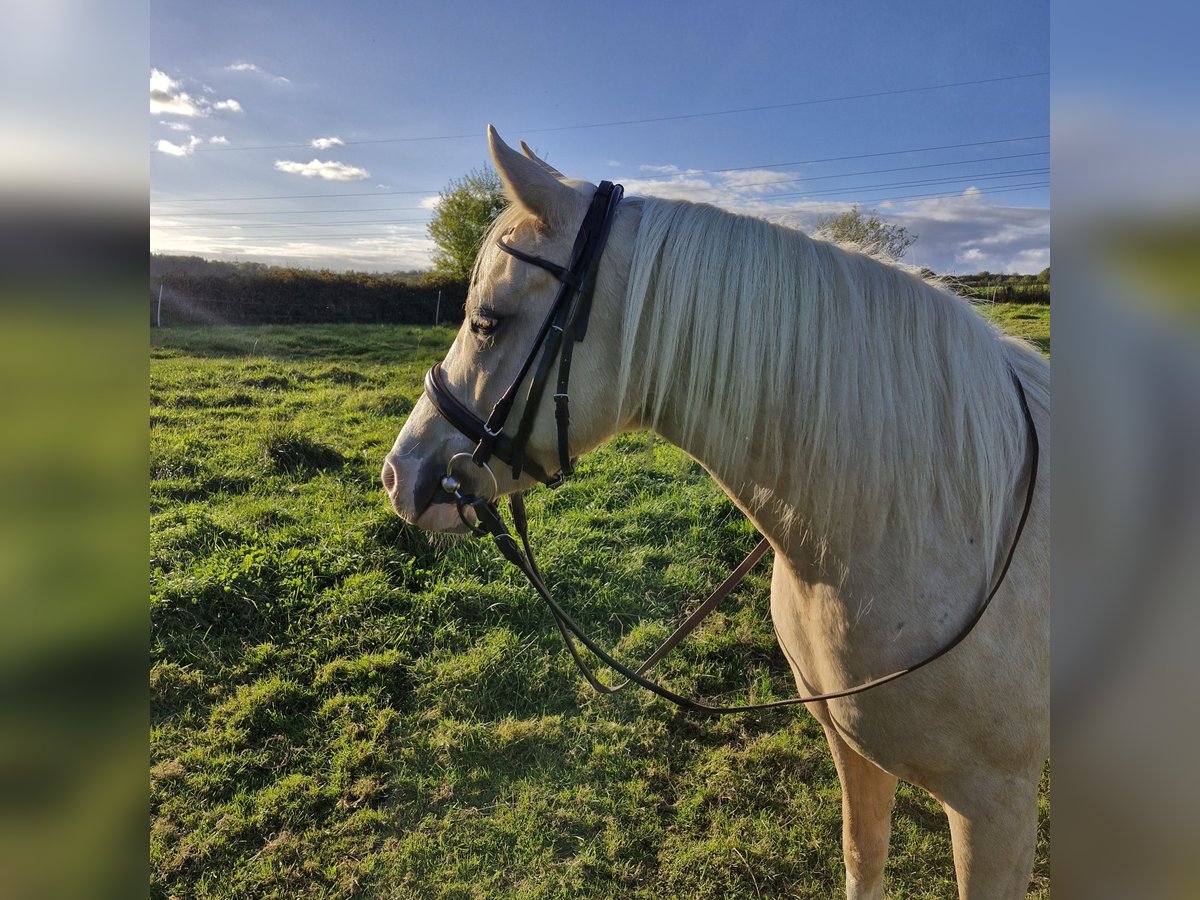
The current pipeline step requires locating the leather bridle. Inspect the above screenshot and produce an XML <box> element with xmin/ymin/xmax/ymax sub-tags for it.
<box><xmin>424</xmin><ymin>180</ymin><xmax>624</xmax><ymax>493</ymax></box>
<box><xmin>421</xmin><ymin>181</ymin><xmax>1040</xmax><ymax>714</ymax></box>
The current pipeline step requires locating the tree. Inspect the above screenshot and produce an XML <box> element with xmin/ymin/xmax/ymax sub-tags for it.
<box><xmin>427</xmin><ymin>166</ymin><xmax>508</xmax><ymax>280</ymax></box>
<box><xmin>814</xmin><ymin>205</ymin><xmax>917</xmax><ymax>260</ymax></box>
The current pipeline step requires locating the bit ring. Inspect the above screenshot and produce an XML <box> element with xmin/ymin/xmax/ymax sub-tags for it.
<box><xmin>442</xmin><ymin>452</ymin><xmax>498</xmax><ymax>501</ymax></box>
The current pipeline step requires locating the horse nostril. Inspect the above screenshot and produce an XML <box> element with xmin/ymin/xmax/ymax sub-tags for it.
<box><xmin>381</xmin><ymin>458</ymin><xmax>397</xmax><ymax>496</ymax></box>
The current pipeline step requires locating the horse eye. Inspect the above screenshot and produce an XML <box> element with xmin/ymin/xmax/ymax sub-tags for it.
<box><xmin>469</xmin><ymin>312</ymin><xmax>500</xmax><ymax>336</ymax></box>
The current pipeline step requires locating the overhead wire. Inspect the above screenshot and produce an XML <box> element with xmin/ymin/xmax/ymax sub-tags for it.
<box><xmin>152</xmin><ymin>182</ymin><xmax>1050</xmax><ymax>245</ymax></box>
<box><xmin>151</xmin><ymin>73</ymin><xmax>1048</xmax><ymax>255</ymax></box>
<box><xmin>151</xmin><ymin>167</ymin><xmax>1048</xmax><ymax>231</ymax></box>
<box><xmin>151</xmin><ymin>134</ymin><xmax>1049</xmax><ymax>205</ymax></box>
<box><xmin>185</xmin><ymin>72</ymin><xmax>1048</xmax><ymax>153</ymax></box>
<box><xmin>151</xmin><ymin>150</ymin><xmax>1049</xmax><ymax>218</ymax></box>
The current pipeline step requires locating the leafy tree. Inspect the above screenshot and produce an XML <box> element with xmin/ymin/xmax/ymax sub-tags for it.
<box><xmin>814</xmin><ymin>205</ymin><xmax>917</xmax><ymax>260</ymax></box>
<box><xmin>427</xmin><ymin>166</ymin><xmax>507</xmax><ymax>280</ymax></box>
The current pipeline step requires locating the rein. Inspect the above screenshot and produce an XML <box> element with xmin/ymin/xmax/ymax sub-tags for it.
<box><xmin>423</xmin><ymin>182</ymin><xmax>1040</xmax><ymax>715</ymax></box>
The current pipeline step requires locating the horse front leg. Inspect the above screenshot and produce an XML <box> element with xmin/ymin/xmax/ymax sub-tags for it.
<box><xmin>932</xmin><ymin>770</ymin><xmax>1039</xmax><ymax>900</ymax></box>
<box><xmin>771</xmin><ymin>559</ymin><xmax>900</xmax><ymax>898</ymax></box>
<box><xmin>816</xmin><ymin>711</ymin><xmax>900</xmax><ymax>900</ymax></box>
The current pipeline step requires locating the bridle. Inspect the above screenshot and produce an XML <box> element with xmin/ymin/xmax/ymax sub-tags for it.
<box><xmin>422</xmin><ymin>181</ymin><xmax>1040</xmax><ymax>715</ymax></box>
<box><xmin>424</xmin><ymin>180</ymin><xmax>624</xmax><ymax>493</ymax></box>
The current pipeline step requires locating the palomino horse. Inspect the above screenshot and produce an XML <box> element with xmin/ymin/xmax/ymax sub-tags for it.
<box><xmin>382</xmin><ymin>127</ymin><xmax>1049</xmax><ymax>899</ymax></box>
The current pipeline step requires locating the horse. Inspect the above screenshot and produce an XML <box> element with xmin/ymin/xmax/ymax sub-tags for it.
<box><xmin>382</xmin><ymin>126</ymin><xmax>1049</xmax><ymax>899</ymax></box>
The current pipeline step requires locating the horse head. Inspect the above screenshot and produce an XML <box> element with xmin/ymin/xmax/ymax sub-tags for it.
<box><xmin>382</xmin><ymin>127</ymin><xmax>634</xmax><ymax>531</ymax></box>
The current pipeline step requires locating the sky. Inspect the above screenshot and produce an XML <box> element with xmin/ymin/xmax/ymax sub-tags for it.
<box><xmin>149</xmin><ymin>0</ymin><xmax>1049</xmax><ymax>275</ymax></box>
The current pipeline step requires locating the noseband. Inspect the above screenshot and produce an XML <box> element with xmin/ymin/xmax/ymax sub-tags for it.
<box><xmin>420</xmin><ymin>182</ymin><xmax>1040</xmax><ymax>715</ymax></box>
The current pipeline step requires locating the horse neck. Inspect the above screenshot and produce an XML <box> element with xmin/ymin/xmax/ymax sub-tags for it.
<box><xmin>612</xmin><ymin>201</ymin><xmax>1030</xmax><ymax>574</ymax></box>
<box><xmin>634</xmin><ymin>373</ymin><xmax>830</xmax><ymax>560</ymax></box>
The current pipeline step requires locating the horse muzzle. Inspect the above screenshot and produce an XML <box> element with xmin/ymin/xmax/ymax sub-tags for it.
<box><xmin>381</xmin><ymin>451</ymin><xmax>473</xmax><ymax>533</ymax></box>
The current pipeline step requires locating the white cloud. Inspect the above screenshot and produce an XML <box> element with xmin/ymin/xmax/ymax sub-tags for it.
<box><xmin>620</xmin><ymin>173</ymin><xmax>747</xmax><ymax>206</ymax></box>
<box><xmin>720</xmin><ymin>169</ymin><xmax>798</xmax><ymax>194</ymax></box>
<box><xmin>150</xmin><ymin>68</ymin><xmax>206</xmax><ymax>117</ymax></box>
<box><xmin>155</xmin><ymin>135</ymin><xmax>202</xmax><ymax>157</ymax></box>
<box><xmin>639</xmin><ymin>163</ymin><xmax>685</xmax><ymax>175</ymax></box>
<box><xmin>620</xmin><ymin>160</ymin><xmax>1048</xmax><ymax>274</ymax></box>
<box><xmin>419</xmin><ymin>195</ymin><xmax>442</xmax><ymax>210</ymax></box>
<box><xmin>887</xmin><ymin>192</ymin><xmax>1050</xmax><ymax>273</ymax></box>
<box><xmin>149</xmin><ymin>224</ymin><xmax>435</xmax><ymax>272</ymax></box>
<box><xmin>150</xmin><ymin>68</ymin><xmax>242</xmax><ymax>118</ymax></box>
<box><xmin>208</xmin><ymin>135</ymin><xmax>228</xmax><ymax>145</ymax></box>
<box><xmin>226</xmin><ymin>62</ymin><xmax>290</xmax><ymax>83</ymax></box>
<box><xmin>1007</xmin><ymin>247</ymin><xmax>1050</xmax><ymax>272</ymax></box>
<box><xmin>310</xmin><ymin>136</ymin><xmax>344</xmax><ymax>150</ymax></box>
<box><xmin>159</xmin><ymin>120</ymin><xmax>192</xmax><ymax>132</ymax></box>
<box><xmin>274</xmin><ymin>158</ymin><xmax>370</xmax><ymax>181</ymax></box>
<box><xmin>150</xmin><ymin>69</ymin><xmax>177</xmax><ymax>96</ymax></box>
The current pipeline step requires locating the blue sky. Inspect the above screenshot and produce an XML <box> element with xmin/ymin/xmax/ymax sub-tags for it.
<box><xmin>150</xmin><ymin>1</ymin><xmax>1049</xmax><ymax>274</ymax></box>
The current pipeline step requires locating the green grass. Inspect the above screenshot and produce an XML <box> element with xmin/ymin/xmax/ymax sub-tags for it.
<box><xmin>151</xmin><ymin>309</ymin><xmax>1049</xmax><ymax>898</ymax></box>
<box><xmin>977</xmin><ymin>301</ymin><xmax>1050</xmax><ymax>354</ymax></box>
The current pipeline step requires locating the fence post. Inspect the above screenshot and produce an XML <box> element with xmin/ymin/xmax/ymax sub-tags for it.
<box><xmin>157</xmin><ymin>283</ymin><xmax>163</xmax><ymax>327</ymax></box>
<box><xmin>435</xmin><ymin>290</ymin><xmax>441</xmax><ymax>326</ymax></box>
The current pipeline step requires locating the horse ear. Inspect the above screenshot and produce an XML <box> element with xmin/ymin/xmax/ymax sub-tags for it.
<box><xmin>519</xmin><ymin>140</ymin><xmax>565</xmax><ymax>179</ymax></box>
<box><xmin>488</xmin><ymin>125</ymin><xmax>571</xmax><ymax>224</ymax></box>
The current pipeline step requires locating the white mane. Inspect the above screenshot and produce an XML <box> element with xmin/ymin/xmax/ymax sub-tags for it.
<box><xmin>615</xmin><ymin>197</ymin><xmax>1047</xmax><ymax>564</ymax></box>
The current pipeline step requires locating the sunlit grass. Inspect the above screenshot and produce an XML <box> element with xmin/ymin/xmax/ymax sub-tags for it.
<box><xmin>151</xmin><ymin>310</ymin><xmax>1048</xmax><ymax>898</ymax></box>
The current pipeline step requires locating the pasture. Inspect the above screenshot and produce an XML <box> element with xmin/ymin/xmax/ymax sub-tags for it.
<box><xmin>151</xmin><ymin>306</ymin><xmax>1049</xmax><ymax>898</ymax></box>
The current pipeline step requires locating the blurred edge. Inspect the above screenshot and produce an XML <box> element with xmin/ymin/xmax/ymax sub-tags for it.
<box><xmin>0</xmin><ymin>1</ymin><xmax>148</xmax><ymax>898</ymax></box>
<box><xmin>1</xmin><ymin>0</ymin><xmax>1199</xmax><ymax>897</ymax></box>
<box><xmin>1053</xmin><ymin>0</ymin><xmax>1200</xmax><ymax>895</ymax></box>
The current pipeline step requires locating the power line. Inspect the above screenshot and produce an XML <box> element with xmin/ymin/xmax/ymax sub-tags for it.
<box><xmin>151</xmin><ymin>219</ymin><xmax>431</xmax><ymax>230</ymax></box>
<box><xmin>773</xmin><ymin>182</ymin><xmax>1051</xmax><ymax>212</ymax></box>
<box><xmin>151</xmin><ymin>151</ymin><xmax>1050</xmax><ymax>217</ymax></box>
<box><xmin>765</xmin><ymin>168</ymin><xmax>1049</xmax><ymax>200</ymax></box>
<box><xmin>153</xmin><ymin>207</ymin><xmax>430</xmax><ymax>219</ymax></box>
<box><xmin>150</xmin><ymin>187</ymin><xmax>440</xmax><ymax>204</ymax></box>
<box><xmin>151</xmin><ymin>182</ymin><xmax>1049</xmax><ymax>245</ymax></box>
<box><xmin>188</xmin><ymin>72</ymin><xmax>1048</xmax><ymax>153</ymax></box>
<box><xmin>151</xmin><ymin>167</ymin><xmax>1048</xmax><ymax>230</ymax></box>
<box><xmin>622</xmin><ymin>153</ymin><xmax>1049</xmax><ymax>191</ymax></box>
<box><xmin>151</xmin><ymin>134</ymin><xmax>1050</xmax><ymax>205</ymax></box>
<box><xmin>642</xmin><ymin>136</ymin><xmax>1050</xmax><ymax>178</ymax></box>
<box><xmin>845</xmin><ymin>181</ymin><xmax>1050</xmax><ymax>205</ymax></box>
<box><xmin>153</xmin><ymin>232</ymin><xmax>424</xmax><ymax>242</ymax></box>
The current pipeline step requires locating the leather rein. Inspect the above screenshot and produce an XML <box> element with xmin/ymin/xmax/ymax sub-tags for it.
<box><xmin>422</xmin><ymin>181</ymin><xmax>1040</xmax><ymax>715</ymax></box>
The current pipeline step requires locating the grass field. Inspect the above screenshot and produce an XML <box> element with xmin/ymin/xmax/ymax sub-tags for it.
<box><xmin>150</xmin><ymin>304</ymin><xmax>1049</xmax><ymax>898</ymax></box>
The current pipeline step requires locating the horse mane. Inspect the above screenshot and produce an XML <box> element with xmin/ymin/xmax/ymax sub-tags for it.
<box><xmin>614</xmin><ymin>196</ymin><xmax>1047</xmax><ymax>564</ymax></box>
